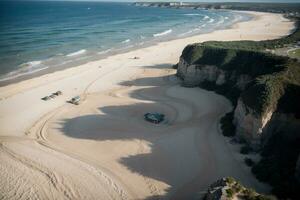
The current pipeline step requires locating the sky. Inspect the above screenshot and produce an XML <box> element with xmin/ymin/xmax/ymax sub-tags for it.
<box><xmin>5</xmin><ymin>0</ymin><xmax>300</xmax><ymax>2</ymax></box>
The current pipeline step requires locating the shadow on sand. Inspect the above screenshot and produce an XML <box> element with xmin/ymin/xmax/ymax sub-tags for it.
<box><xmin>57</xmin><ymin>63</ymin><xmax>224</xmax><ymax>200</ymax></box>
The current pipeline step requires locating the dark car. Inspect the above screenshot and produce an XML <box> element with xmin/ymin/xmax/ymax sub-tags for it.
<box><xmin>144</xmin><ymin>113</ymin><xmax>165</xmax><ymax>124</ymax></box>
<box><xmin>53</xmin><ymin>91</ymin><xmax>62</xmax><ymax>96</ymax></box>
<box><xmin>41</xmin><ymin>96</ymin><xmax>51</xmax><ymax>101</ymax></box>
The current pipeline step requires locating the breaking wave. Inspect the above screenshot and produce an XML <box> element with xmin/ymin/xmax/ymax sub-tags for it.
<box><xmin>66</xmin><ymin>49</ymin><xmax>87</xmax><ymax>57</ymax></box>
<box><xmin>153</xmin><ymin>29</ymin><xmax>172</xmax><ymax>37</ymax></box>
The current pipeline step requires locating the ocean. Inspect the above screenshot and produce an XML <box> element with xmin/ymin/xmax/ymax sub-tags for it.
<box><xmin>0</xmin><ymin>1</ymin><xmax>251</xmax><ymax>82</ymax></box>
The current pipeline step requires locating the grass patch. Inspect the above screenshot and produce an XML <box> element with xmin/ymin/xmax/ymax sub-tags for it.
<box><xmin>288</xmin><ymin>48</ymin><xmax>300</xmax><ymax>59</ymax></box>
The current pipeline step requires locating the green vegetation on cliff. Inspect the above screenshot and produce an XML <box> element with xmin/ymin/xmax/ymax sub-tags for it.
<box><xmin>252</xmin><ymin>129</ymin><xmax>300</xmax><ymax>199</ymax></box>
<box><xmin>181</xmin><ymin>40</ymin><xmax>300</xmax><ymax>116</ymax></box>
<box><xmin>203</xmin><ymin>177</ymin><xmax>274</xmax><ymax>200</ymax></box>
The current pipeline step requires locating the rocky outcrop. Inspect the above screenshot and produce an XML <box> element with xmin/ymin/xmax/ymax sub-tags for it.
<box><xmin>176</xmin><ymin>41</ymin><xmax>300</xmax><ymax>152</ymax></box>
<box><xmin>233</xmin><ymin>99</ymin><xmax>274</xmax><ymax>146</ymax></box>
<box><xmin>203</xmin><ymin>178</ymin><xmax>228</xmax><ymax>200</ymax></box>
<box><xmin>177</xmin><ymin>58</ymin><xmax>226</xmax><ymax>87</ymax></box>
<box><xmin>203</xmin><ymin>177</ymin><xmax>271</xmax><ymax>200</ymax></box>
<box><xmin>177</xmin><ymin>56</ymin><xmax>271</xmax><ymax>146</ymax></box>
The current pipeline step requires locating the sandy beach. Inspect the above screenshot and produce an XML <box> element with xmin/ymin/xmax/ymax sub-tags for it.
<box><xmin>0</xmin><ymin>11</ymin><xmax>295</xmax><ymax>200</ymax></box>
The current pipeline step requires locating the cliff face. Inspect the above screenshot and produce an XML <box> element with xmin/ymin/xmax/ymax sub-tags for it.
<box><xmin>177</xmin><ymin>35</ymin><xmax>300</xmax><ymax>200</ymax></box>
<box><xmin>176</xmin><ymin>43</ymin><xmax>300</xmax><ymax>147</ymax></box>
<box><xmin>234</xmin><ymin>99</ymin><xmax>274</xmax><ymax>146</ymax></box>
<box><xmin>177</xmin><ymin>56</ymin><xmax>274</xmax><ymax>146</ymax></box>
<box><xmin>203</xmin><ymin>177</ymin><xmax>271</xmax><ymax>200</ymax></box>
<box><xmin>177</xmin><ymin>58</ymin><xmax>226</xmax><ymax>87</ymax></box>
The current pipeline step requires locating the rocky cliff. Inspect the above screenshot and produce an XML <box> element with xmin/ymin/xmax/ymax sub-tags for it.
<box><xmin>177</xmin><ymin>41</ymin><xmax>300</xmax><ymax>199</ymax></box>
<box><xmin>203</xmin><ymin>177</ymin><xmax>273</xmax><ymax>200</ymax></box>
<box><xmin>176</xmin><ymin>43</ymin><xmax>300</xmax><ymax>147</ymax></box>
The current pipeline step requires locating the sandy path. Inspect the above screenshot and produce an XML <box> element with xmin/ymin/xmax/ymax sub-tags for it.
<box><xmin>0</xmin><ymin>11</ymin><xmax>294</xmax><ymax>199</ymax></box>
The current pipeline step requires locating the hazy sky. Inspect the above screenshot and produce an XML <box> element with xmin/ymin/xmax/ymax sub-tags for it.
<box><xmin>6</xmin><ymin>0</ymin><xmax>300</xmax><ymax>2</ymax></box>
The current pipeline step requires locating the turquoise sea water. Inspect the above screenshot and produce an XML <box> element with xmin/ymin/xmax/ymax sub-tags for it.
<box><xmin>0</xmin><ymin>1</ymin><xmax>251</xmax><ymax>81</ymax></box>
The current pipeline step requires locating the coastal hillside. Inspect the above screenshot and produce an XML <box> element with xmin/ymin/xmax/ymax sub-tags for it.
<box><xmin>176</xmin><ymin>26</ymin><xmax>300</xmax><ymax>199</ymax></box>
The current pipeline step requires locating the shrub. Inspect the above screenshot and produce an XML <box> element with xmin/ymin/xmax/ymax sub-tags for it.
<box><xmin>243</xmin><ymin>188</ymin><xmax>257</xmax><ymax>200</ymax></box>
<box><xmin>226</xmin><ymin>177</ymin><xmax>235</xmax><ymax>185</ymax></box>
<box><xmin>226</xmin><ymin>188</ymin><xmax>234</xmax><ymax>198</ymax></box>
<box><xmin>252</xmin><ymin>130</ymin><xmax>300</xmax><ymax>199</ymax></box>
<box><xmin>244</xmin><ymin>157</ymin><xmax>255</xmax><ymax>167</ymax></box>
<box><xmin>240</xmin><ymin>145</ymin><xmax>253</xmax><ymax>154</ymax></box>
<box><xmin>220</xmin><ymin>111</ymin><xmax>236</xmax><ymax>137</ymax></box>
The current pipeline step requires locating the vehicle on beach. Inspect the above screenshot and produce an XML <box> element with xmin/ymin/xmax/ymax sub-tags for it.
<box><xmin>53</xmin><ymin>91</ymin><xmax>62</xmax><ymax>96</ymax></box>
<box><xmin>41</xmin><ymin>91</ymin><xmax>62</xmax><ymax>101</ymax></box>
<box><xmin>144</xmin><ymin>113</ymin><xmax>165</xmax><ymax>124</ymax></box>
<box><xmin>41</xmin><ymin>96</ymin><xmax>51</xmax><ymax>101</ymax></box>
<box><xmin>49</xmin><ymin>94</ymin><xmax>57</xmax><ymax>99</ymax></box>
<box><xmin>70</xmin><ymin>96</ymin><xmax>81</xmax><ymax>105</ymax></box>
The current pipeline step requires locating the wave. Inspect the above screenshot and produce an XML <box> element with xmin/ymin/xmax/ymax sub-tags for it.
<box><xmin>217</xmin><ymin>19</ymin><xmax>225</xmax><ymax>25</ymax></box>
<box><xmin>153</xmin><ymin>29</ymin><xmax>172</xmax><ymax>37</ymax></box>
<box><xmin>66</xmin><ymin>49</ymin><xmax>87</xmax><ymax>57</ymax></box>
<box><xmin>183</xmin><ymin>13</ymin><xmax>201</xmax><ymax>16</ymax></box>
<box><xmin>97</xmin><ymin>49</ymin><xmax>112</xmax><ymax>55</ymax></box>
<box><xmin>178</xmin><ymin>28</ymin><xmax>200</xmax><ymax>37</ymax></box>
<box><xmin>208</xmin><ymin>19</ymin><xmax>215</xmax><ymax>23</ymax></box>
<box><xmin>203</xmin><ymin>16</ymin><xmax>210</xmax><ymax>20</ymax></box>
<box><xmin>19</xmin><ymin>60</ymin><xmax>42</xmax><ymax>68</ymax></box>
<box><xmin>225</xmin><ymin>17</ymin><xmax>229</xmax><ymax>20</ymax></box>
<box><xmin>0</xmin><ymin>65</ymin><xmax>48</xmax><ymax>81</ymax></box>
<box><xmin>121</xmin><ymin>39</ymin><xmax>130</xmax><ymax>44</ymax></box>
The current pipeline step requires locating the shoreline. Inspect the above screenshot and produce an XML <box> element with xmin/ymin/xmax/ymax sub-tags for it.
<box><xmin>0</xmin><ymin>11</ymin><xmax>294</xmax><ymax>88</ymax></box>
<box><xmin>0</xmin><ymin>10</ymin><xmax>252</xmax><ymax>87</ymax></box>
<box><xmin>0</xmin><ymin>11</ymin><xmax>295</xmax><ymax>200</ymax></box>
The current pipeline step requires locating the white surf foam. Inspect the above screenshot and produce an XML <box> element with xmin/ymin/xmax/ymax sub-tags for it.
<box><xmin>19</xmin><ymin>60</ymin><xmax>42</xmax><ymax>68</ymax></box>
<box><xmin>153</xmin><ymin>29</ymin><xmax>172</xmax><ymax>37</ymax></box>
<box><xmin>208</xmin><ymin>19</ymin><xmax>215</xmax><ymax>23</ymax></box>
<box><xmin>97</xmin><ymin>49</ymin><xmax>112</xmax><ymax>55</ymax></box>
<box><xmin>0</xmin><ymin>66</ymin><xmax>48</xmax><ymax>81</ymax></box>
<box><xmin>184</xmin><ymin>13</ymin><xmax>201</xmax><ymax>16</ymax></box>
<box><xmin>178</xmin><ymin>28</ymin><xmax>200</xmax><ymax>37</ymax></box>
<box><xmin>121</xmin><ymin>39</ymin><xmax>130</xmax><ymax>44</ymax></box>
<box><xmin>66</xmin><ymin>49</ymin><xmax>87</xmax><ymax>57</ymax></box>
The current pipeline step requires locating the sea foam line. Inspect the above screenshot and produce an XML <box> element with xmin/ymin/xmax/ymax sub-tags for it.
<box><xmin>97</xmin><ymin>49</ymin><xmax>112</xmax><ymax>55</ymax></box>
<box><xmin>208</xmin><ymin>19</ymin><xmax>215</xmax><ymax>23</ymax></box>
<box><xmin>66</xmin><ymin>49</ymin><xmax>87</xmax><ymax>57</ymax></box>
<box><xmin>19</xmin><ymin>60</ymin><xmax>42</xmax><ymax>68</ymax></box>
<box><xmin>0</xmin><ymin>66</ymin><xmax>49</xmax><ymax>81</ymax></box>
<box><xmin>153</xmin><ymin>29</ymin><xmax>172</xmax><ymax>37</ymax></box>
<box><xmin>183</xmin><ymin>13</ymin><xmax>201</xmax><ymax>16</ymax></box>
<box><xmin>121</xmin><ymin>39</ymin><xmax>130</xmax><ymax>44</ymax></box>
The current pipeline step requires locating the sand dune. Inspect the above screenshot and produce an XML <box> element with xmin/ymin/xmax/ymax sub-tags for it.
<box><xmin>0</xmin><ymin>12</ymin><xmax>294</xmax><ymax>199</ymax></box>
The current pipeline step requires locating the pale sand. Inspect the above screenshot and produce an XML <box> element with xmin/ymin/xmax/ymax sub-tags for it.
<box><xmin>0</xmin><ymin>12</ymin><xmax>295</xmax><ymax>199</ymax></box>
